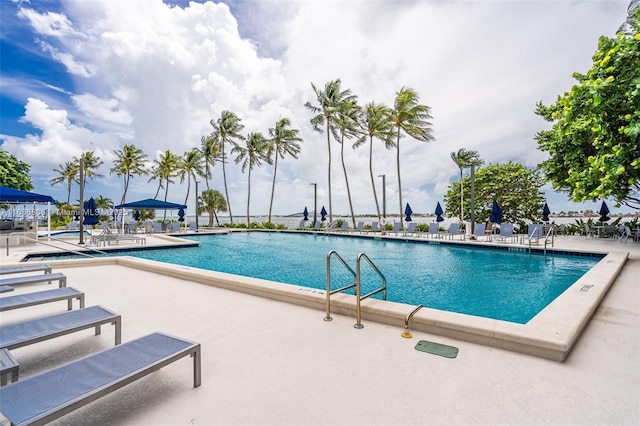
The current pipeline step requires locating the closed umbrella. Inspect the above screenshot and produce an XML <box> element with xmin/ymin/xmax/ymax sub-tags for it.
<box><xmin>434</xmin><ymin>202</ymin><xmax>444</xmax><ymax>222</ymax></box>
<box><xmin>303</xmin><ymin>207</ymin><xmax>309</xmax><ymax>221</ymax></box>
<box><xmin>404</xmin><ymin>203</ymin><xmax>413</xmax><ymax>222</ymax></box>
<box><xmin>489</xmin><ymin>199</ymin><xmax>503</xmax><ymax>224</ymax></box>
<box><xmin>320</xmin><ymin>206</ymin><xmax>327</xmax><ymax>222</ymax></box>
<box><xmin>178</xmin><ymin>207</ymin><xmax>185</xmax><ymax>222</ymax></box>
<box><xmin>598</xmin><ymin>201</ymin><xmax>610</xmax><ymax>222</ymax></box>
<box><xmin>83</xmin><ymin>197</ymin><xmax>99</xmax><ymax>225</ymax></box>
<box><xmin>542</xmin><ymin>203</ymin><xmax>551</xmax><ymax>222</ymax></box>
<box><xmin>134</xmin><ymin>209</ymin><xmax>141</xmax><ymax>221</ymax></box>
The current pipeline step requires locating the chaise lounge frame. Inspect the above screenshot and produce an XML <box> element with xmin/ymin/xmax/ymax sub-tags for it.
<box><xmin>0</xmin><ymin>287</ymin><xmax>85</xmax><ymax>313</ymax></box>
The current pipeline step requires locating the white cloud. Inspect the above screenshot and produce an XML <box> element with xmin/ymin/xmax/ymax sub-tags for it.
<box><xmin>1</xmin><ymin>0</ymin><xmax>632</xmax><ymax>216</ymax></box>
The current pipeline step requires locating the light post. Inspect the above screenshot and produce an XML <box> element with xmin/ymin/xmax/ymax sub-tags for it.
<box><xmin>378</xmin><ymin>174</ymin><xmax>386</xmax><ymax>219</ymax></box>
<box><xmin>194</xmin><ymin>181</ymin><xmax>200</xmax><ymax>229</ymax></box>
<box><xmin>310</xmin><ymin>183</ymin><xmax>317</xmax><ymax>224</ymax></box>
<box><xmin>78</xmin><ymin>156</ymin><xmax>85</xmax><ymax>245</ymax></box>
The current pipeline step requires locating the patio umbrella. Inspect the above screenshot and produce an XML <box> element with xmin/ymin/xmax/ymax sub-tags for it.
<box><xmin>598</xmin><ymin>201</ymin><xmax>611</xmax><ymax>222</ymax></box>
<box><xmin>489</xmin><ymin>199</ymin><xmax>503</xmax><ymax>224</ymax></box>
<box><xmin>178</xmin><ymin>207</ymin><xmax>185</xmax><ymax>222</ymax></box>
<box><xmin>434</xmin><ymin>202</ymin><xmax>444</xmax><ymax>222</ymax></box>
<box><xmin>320</xmin><ymin>206</ymin><xmax>327</xmax><ymax>221</ymax></box>
<box><xmin>303</xmin><ymin>206</ymin><xmax>309</xmax><ymax>221</ymax></box>
<box><xmin>542</xmin><ymin>202</ymin><xmax>551</xmax><ymax>222</ymax></box>
<box><xmin>134</xmin><ymin>209</ymin><xmax>141</xmax><ymax>221</ymax></box>
<box><xmin>83</xmin><ymin>197</ymin><xmax>99</xmax><ymax>225</ymax></box>
<box><xmin>405</xmin><ymin>203</ymin><xmax>413</xmax><ymax>222</ymax></box>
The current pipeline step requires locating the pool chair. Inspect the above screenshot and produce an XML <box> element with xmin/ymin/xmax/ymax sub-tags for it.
<box><xmin>337</xmin><ymin>221</ymin><xmax>349</xmax><ymax>232</ymax></box>
<box><xmin>522</xmin><ymin>223</ymin><xmax>543</xmax><ymax>245</ymax></box>
<box><xmin>391</xmin><ymin>222</ymin><xmax>401</xmax><ymax>235</ymax></box>
<box><xmin>311</xmin><ymin>221</ymin><xmax>322</xmax><ymax>230</ymax></box>
<box><xmin>494</xmin><ymin>223</ymin><xmax>518</xmax><ymax>243</ymax></box>
<box><xmin>403</xmin><ymin>222</ymin><xmax>418</xmax><ymax>236</ymax></box>
<box><xmin>127</xmin><ymin>220</ymin><xmax>139</xmax><ymax>233</ymax></box>
<box><xmin>445</xmin><ymin>223</ymin><xmax>465</xmax><ymax>240</ymax></box>
<box><xmin>66</xmin><ymin>221</ymin><xmax>78</xmax><ymax>230</ymax></box>
<box><xmin>355</xmin><ymin>221</ymin><xmax>365</xmax><ymax>233</ymax></box>
<box><xmin>0</xmin><ymin>332</ymin><xmax>201</xmax><ymax>425</ymax></box>
<box><xmin>426</xmin><ymin>222</ymin><xmax>441</xmax><ymax>239</ymax></box>
<box><xmin>189</xmin><ymin>221</ymin><xmax>199</xmax><ymax>232</ymax></box>
<box><xmin>471</xmin><ymin>223</ymin><xmax>486</xmax><ymax>240</ymax></box>
<box><xmin>152</xmin><ymin>222</ymin><xmax>163</xmax><ymax>233</ymax></box>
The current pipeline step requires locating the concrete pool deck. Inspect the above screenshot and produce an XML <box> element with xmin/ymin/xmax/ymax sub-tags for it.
<box><xmin>0</xmin><ymin>232</ymin><xmax>638</xmax><ymax>424</ymax></box>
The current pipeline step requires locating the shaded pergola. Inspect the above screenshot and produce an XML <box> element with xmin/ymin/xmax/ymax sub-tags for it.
<box><xmin>114</xmin><ymin>198</ymin><xmax>187</xmax><ymax>232</ymax></box>
<box><xmin>0</xmin><ymin>186</ymin><xmax>56</xmax><ymax>239</ymax></box>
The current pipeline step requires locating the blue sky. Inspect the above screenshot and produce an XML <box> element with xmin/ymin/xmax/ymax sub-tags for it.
<box><xmin>0</xmin><ymin>0</ymin><xmax>633</xmax><ymax>217</ymax></box>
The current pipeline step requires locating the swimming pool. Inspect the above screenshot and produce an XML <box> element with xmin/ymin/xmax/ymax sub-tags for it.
<box><xmin>37</xmin><ymin>232</ymin><xmax>601</xmax><ymax>324</ymax></box>
<box><xmin>40</xmin><ymin>231</ymin><xmax>92</xmax><ymax>238</ymax></box>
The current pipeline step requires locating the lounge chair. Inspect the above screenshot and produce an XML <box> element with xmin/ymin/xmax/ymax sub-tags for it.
<box><xmin>445</xmin><ymin>223</ymin><xmax>465</xmax><ymax>240</ymax></box>
<box><xmin>522</xmin><ymin>224</ymin><xmax>543</xmax><ymax>245</ymax></box>
<box><xmin>152</xmin><ymin>222</ymin><xmax>163</xmax><ymax>233</ymax></box>
<box><xmin>337</xmin><ymin>221</ymin><xmax>349</xmax><ymax>232</ymax></box>
<box><xmin>0</xmin><ymin>287</ymin><xmax>85</xmax><ymax>312</ymax></box>
<box><xmin>171</xmin><ymin>222</ymin><xmax>181</xmax><ymax>233</ymax></box>
<box><xmin>93</xmin><ymin>222</ymin><xmax>146</xmax><ymax>246</ymax></box>
<box><xmin>355</xmin><ymin>221</ymin><xmax>365</xmax><ymax>233</ymax></box>
<box><xmin>426</xmin><ymin>222</ymin><xmax>441</xmax><ymax>239</ymax></box>
<box><xmin>390</xmin><ymin>222</ymin><xmax>401</xmax><ymax>235</ymax></box>
<box><xmin>494</xmin><ymin>223</ymin><xmax>518</xmax><ymax>243</ymax></box>
<box><xmin>0</xmin><ymin>263</ymin><xmax>51</xmax><ymax>276</ymax></box>
<box><xmin>584</xmin><ymin>224</ymin><xmax>595</xmax><ymax>238</ymax></box>
<box><xmin>66</xmin><ymin>221</ymin><xmax>78</xmax><ymax>230</ymax></box>
<box><xmin>0</xmin><ymin>305</ymin><xmax>121</xmax><ymax>350</ymax></box>
<box><xmin>312</xmin><ymin>221</ymin><xmax>321</xmax><ymax>230</ymax></box>
<box><xmin>471</xmin><ymin>223</ymin><xmax>486</xmax><ymax>240</ymax></box>
<box><xmin>0</xmin><ymin>332</ymin><xmax>201</xmax><ymax>425</ymax></box>
<box><xmin>0</xmin><ymin>272</ymin><xmax>67</xmax><ymax>289</ymax></box>
<box><xmin>370</xmin><ymin>222</ymin><xmax>379</xmax><ymax>232</ymax></box>
<box><xmin>189</xmin><ymin>221</ymin><xmax>199</xmax><ymax>232</ymax></box>
<box><xmin>403</xmin><ymin>222</ymin><xmax>418</xmax><ymax>236</ymax></box>
<box><xmin>127</xmin><ymin>220</ymin><xmax>139</xmax><ymax>233</ymax></box>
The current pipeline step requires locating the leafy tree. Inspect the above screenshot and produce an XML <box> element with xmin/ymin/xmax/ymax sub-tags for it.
<box><xmin>210</xmin><ymin>111</ymin><xmax>245</xmax><ymax>224</ymax></box>
<box><xmin>49</xmin><ymin>161</ymin><xmax>78</xmax><ymax>205</ymax></box>
<box><xmin>0</xmin><ymin>149</ymin><xmax>32</xmax><ymax>190</ymax></box>
<box><xmin>535</xmin><ymin>8</ymin><xmax>640</xmax><ymax>209</ymax></box>
<box><xmin>450</xmin><ymin>148</ymin><xmax>484</xmax><ymax>223</ymax></box>
<box><xmin>199</xmin><ymin>188</ymin><xmax>227</xmax><ymax>227</ymax></box>
<box><xmin>232</xmin><ymin>132</ymin><xmax>272</xmax><ymax>225</ymax></box>
<box><xmin>354</xmin><ymin>102</ymin><xmax>395</xmax><ymax>221</ymax></box>
<box><xmin>391</xmin><ymin>87</ymin><xmax>435</xmax><ymax>227</ymax></box>
<box><xmin>333</xmin><ymin>98</ymin><xmax>362</xmax><ymax>228</ymax></box>
<box><xmin>305</xmin><ymin>79</ymin><xmax>357</xmax><ymax>223</ymax></box>
<box><xmin>110</xmin><ymin>144</ymin><xmax>148</xmax><ymax>205</ymax></box>
<box><xmin>177</xmin><ymin>149</ymin><xmax>205</xmax><ymax>206</ymax></box>
<box><xmin>267</xmin><ymin>117</ymin><xmax>303</xmax><ymax>222</ymax></box>
<box><xmin>444</xmin><ymin>162</ymin><xmax>545</xmax><ymax>231</ymax></box>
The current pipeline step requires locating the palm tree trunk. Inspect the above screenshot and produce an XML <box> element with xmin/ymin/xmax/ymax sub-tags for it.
<box><xmin>396</xmin><ymin>129</ymin><xmax>403</xmax><ymax>229</ymax></box>
<box><xmin>268</xmin><ymin>155</ymin><xmax>278</xmax><ymax>223</ymax></box>
<box><xmin>340</xmin><ymin>137</ymin><xmax>356</xmax><ymax>228</ymax></box>
<box><xmin>222</xmin><ymin>144</ymin><xmax>233</xmax><ymax>224</ymax></box>
<box><xmin>459</xmin><ymin>169</ymin><xmax>464</xmax><ymax>223</ymax></box>
<box><xmin>246</xmin><ymin>168</ymin><xmax>251</xmax><ymax>226</ymax></box>
<box><xmin>154</xmin><ymin>179</ymin><xmax>162</xmax><ymax>199</ymax></box>
<box><xmin>369</xmin><ymin>136</ymin><xmax>381</xmax><ymax>220</ymax></box>
<box><xmin>184</xmin><ymin>177</ymin><xmax>191</xmax><ymax>206</ymax></box>
<box><xmin>326</xmin><ymin>120</ymin><xmax>333</xmax><ymax>223</ymax></box>
<box><xmin>163</xmin><ymin>184</ymin><xmax>169</xmax><ymax>222</ymax></box>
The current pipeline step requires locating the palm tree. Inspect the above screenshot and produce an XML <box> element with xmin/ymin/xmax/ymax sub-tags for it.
<box><xmin>210</xmin><ymin>111</ymin><xmax>245</xmax><ymax>224</ymax></box>
<box><xmin>232</xmin><ymin>132</ymin><xmax>272</xmax><ymax>225</ymax></box>
<box><xmin>177</xmin><ymin>149</ymin><xmax>205</xmax><ymax>206</ymax></box>
<box><xmin>354</xmin><ymin>102</ymin><xmax>395</xmax><ymax>221</ymax></box>
<box><xmin>333</xmin><ymin>99</ymin><xmax>362</xmax><ymax>228</ymax></box>
<box><xmin>154</xmin><ymin>150</ymin><xmax>180</xmax><ymax>221</ymax></box>
<box><xmin>200</xmin><ymin>134</ymin><xmax>219</xmax><ymax>190</ymax></box>
<box><xmin>110</xmin><ymin>144</ymin><xmax>148</xmax><ymax>205</ymax></box>
<box><xmin>49</xmin><ymin>161</ymin><xmax>78</xmax><ymax>205</ymax></box>
<box><xmin>73</xmin><ymin>151</ymin><xmax>104</xmax><ymax>196</ymax></box>
<box><xmin>305</xmin><ymin>79</ymin><xmax>356</xmax><ymax>223</ymax></box>
<box><xmin>267</xmin><ymin>117</ymin><xmax>303</xmax><ymax>223</ymax></box>
<box><xmin>94</xmin><ymin>195</ymin><xmax>113</xmax><ymax>221</ymax></box>
<box><xmin>390</xmin><ymin>87</ymin><xmax>435</xmax><ymax>227</ymax></box>
<box><xmin>450</xmin><ymin>148</ymin><xmax>484</xmax><ymax>223</ymax></box>
<box><xmin>199</xmin><ymin>189</ymin><xmax>227</xmax><ymax>227</ymax></box>
<box><xmin>147</xmin><ymin>165</ymin><xmax>164</xmax><ymax>199</ymax></box>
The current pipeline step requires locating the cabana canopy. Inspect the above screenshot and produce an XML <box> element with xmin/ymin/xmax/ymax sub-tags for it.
<box><xmin>0</xmin><ymin>186</ymin><xmax>56</xmax><ymax>204</ymax></box>
<box><xmin>115</xmin><ymin>198</ymin><xmax>186</xmax><ymax>210</ymax></box>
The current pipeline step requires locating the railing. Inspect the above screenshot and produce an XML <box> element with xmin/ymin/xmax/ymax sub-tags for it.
<box><xmin>324</xmin><ymin>250</ymin><xmax>387</xmax><ymax>329</ymax></box>
<box><xmin>543</xmin><ymin>225</ymin><xmax>555</xmax><ymax>256</ymax></box>
<box><xmin>5</xmin><ymin>233</ymin><xmax>107</xmax><ymax>258</ymax></box>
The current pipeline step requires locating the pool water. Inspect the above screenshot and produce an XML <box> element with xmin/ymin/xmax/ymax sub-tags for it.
<box><xmin>47</xmin><ymin>232</ymin><xmax>600</xmax><ymax>324</ymax></box>
<box><xmin>40</xmin><ymin>231</ymin><xmax>92</xmax><ymax>238</ymax></box>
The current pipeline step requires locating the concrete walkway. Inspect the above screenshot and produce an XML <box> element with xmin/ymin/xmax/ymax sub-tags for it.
<box><xmin>0</xmin><ymin>234</ymin><xmax>638</xmax><ymax>425</ymax></box>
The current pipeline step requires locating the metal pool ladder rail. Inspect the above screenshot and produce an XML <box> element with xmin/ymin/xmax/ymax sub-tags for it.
<box><xmin>325</xmin><ymin>250</ymin><xmax>387</xmax><ymax>329</ymax></box>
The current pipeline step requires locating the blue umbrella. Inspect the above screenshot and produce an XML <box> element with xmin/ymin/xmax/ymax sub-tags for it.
<box><xmin>542</xmin><ymin>202</ymin><xmax>551</xmax><ymax>222</ymax></box>
<box><xmin>489</xmin><ymin>199</ymin><xmax>503</xmax><ymax>224</ymax></box>
<box><xmin>303</xmin><ymin>206</ymin><xmax>309</xmax><ymax>221</ymax></box>
<box><xmin>598</xmin><ymin>201</ymin><xmax>610</xmax><ymax>222</ymax></box>
<box><xmin>178</xmin><ymin>207</ymin><xmax>185</xmax><ymax>222</ymax></box>
<box><xmin>134</xmin><ymin>209</ymin><xmax>141</xmax><ymax>221</ymax></box>
<box><xmin>73</xmin><ymin>211</ymin><xmax>79</xmax><ymax>221</ymax></box>
<box><xmin>320</xmin><ymin>206</ymin><xmax>327</xmax><ymax>221</ymax></box>
<box><xmin>83</xmin><ymin>197</ymin><xmax>99</xmax><ymax>225</ymax></box>
<box><xmin>404</xmin><ymin>203</ymin><xmax>413</xmax><ymax>222</ymax></box>
<box><xmin>434</xmin><ymin>202</ymin><xmax>444</xmax><ymax>222</ymax></box>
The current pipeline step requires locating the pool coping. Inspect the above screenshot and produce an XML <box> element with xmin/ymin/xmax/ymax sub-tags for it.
<box><xmin>25</xmin><ymin>240</ymin><xmax>627</xmax><ymax>362</ymax></box>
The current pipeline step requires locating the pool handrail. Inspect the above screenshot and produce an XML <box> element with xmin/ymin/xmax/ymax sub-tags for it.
<box><xmin>325</xmin><ymin>250</ymin><xmax>357</xmax><ymax>322</ymax></box>
<box><xmin>354</xmin><ymin>252</ymin><xmax>387</xmax><ymax>329</ymax></box>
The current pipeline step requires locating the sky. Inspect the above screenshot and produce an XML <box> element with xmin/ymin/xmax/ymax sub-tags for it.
<box><xmin>0</xmin><ymin>0</ymin><xmax>634</xmax><ymax>219</ymax></box>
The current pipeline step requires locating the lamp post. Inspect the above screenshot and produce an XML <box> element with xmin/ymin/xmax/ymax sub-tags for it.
<box><xmin>378</xmin><ymin>174</ymin><xmax>386</xmax><ymax>219</ymax></box>
<box><xmin>78</xmin><ymin>156</ymin><xmax>85</xmax><ymax>245</ymax></box>
<box><xmin>310</xmin><ymin>183</ymin><xmax>317</xmax><ymax>224</ymax></box>
<box><xmin>194</xmin><ymin>181</ymin><xmax>200</xmax><ymax>229</ymax></box>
